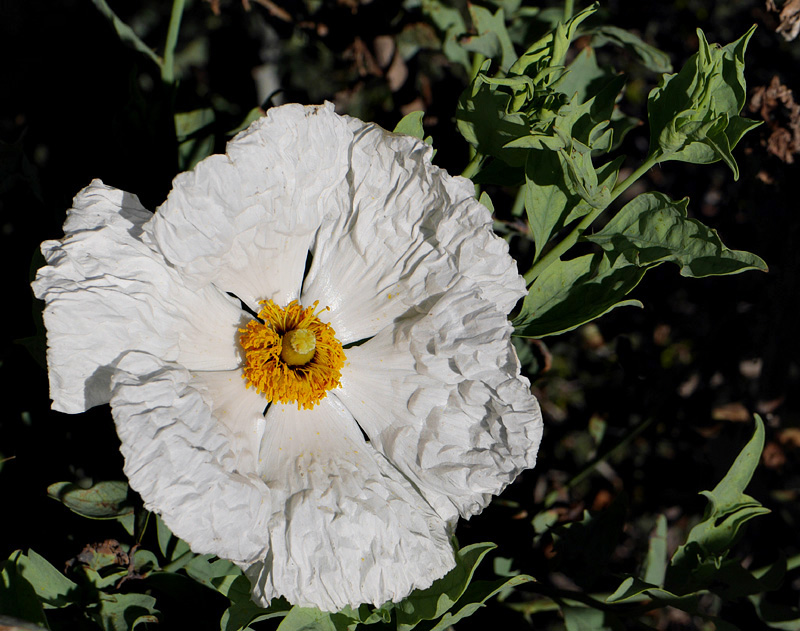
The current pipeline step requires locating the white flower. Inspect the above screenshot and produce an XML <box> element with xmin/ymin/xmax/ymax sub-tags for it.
<box><xmin>32</xmin><ymin>103</ymin><xmax>543</xmax><ymax>612</ymax></box>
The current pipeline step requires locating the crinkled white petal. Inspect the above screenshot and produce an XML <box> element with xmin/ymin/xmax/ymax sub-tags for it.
<box><xmin>146</xmin><ymin>103</ymin><xmax>353</xmax><ymax>310</ymax></box>
<box><xmin>191</xmin><ymin>370</ymin><xmax>268</xmax><ymax>473</ymax></box>
<box><xmin>110</xmin><ymin>352</ymin><xmax>271</xmax><ymax>565</ymax></box>
<box><xmin>300</xmin><ymin>115</ymin><xmax>525</xmax><ymax>344</ymax></box>
<box><xmin>247</xmin><ymin>396</ymin><xmax>456</xmax><ymax>612</ymax></box>
<box><xmin>34</xmin><ymin>105</ymin><xmax>544</xmax><ymax>614</ymax></box>
<box><xmin>31</xmin><ymin>181</ymin><xmax>244</xmax><ymax>414</ymax></box>
<box><xmin>335</xmin><ymin>281</ymin><xmax>543</xmax><ymax>524</ymax></box>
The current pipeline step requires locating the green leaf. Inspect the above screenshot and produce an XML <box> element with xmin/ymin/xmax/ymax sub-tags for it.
<box><xmin>556</xmin><ymin>47</ymin><xmax>613</xmax><ymax>105</ymax></box>
<box><xmin>394</xmin><ymin>542</ymin><xmax>495</xmax><ymax>630</ymax></box>
<box><xmin>589</xmin><ymin>25</ymin><xmax>672</xmax><ymax>74</ymax></box>
<box><xmin>0</xmin><ymin>554</ymin><xmax>49</xmax><ymax>628</ymax></box>
<box><xmin>514</xmin><ymin>251</ymin><xmax>644</xmax><ymax>338</ymax></box>
<box><xmin>47</xmin><ymin>481</ymin><xmax>133</xmax><ymax>520</ymax></box>
<box><xmin>420</xmin><ymin>0</ymin><xmax>470</xmax><ymax>71</ymax></box>
<box><xmin>509</xmin><ymin>4</ymin><xmax>598</xmax><ymax>76</ymax></box>
<box><xmin>586</xmin><ymin>192</ymin><xmax>767</xmax><ymax>277</ymax></box>
<box><xmin>523</xmin><ymin>149</ymin><xmax>579</xmax><ymax>258</ymax></box>
<box><xmin>605</xmin><ymin>576</ymin><xmax>699</xmax><ymax>607</ymax></box>
<box><xmin>642</xmin><ymin>515</ymin><xmax>668</xmax><ymax>587</ymax></box>
<box><xmin>393</xmin><ymin>110</ymin><xmax>425</xmax><ymax>140</ymax></box>
<box><xmin>460</xmin><ymin>5</ymin><xmax>516</xmax><ymax>72</ymax></box>
<box><xmin>456</xmin><ymin>69</ymin><xmax>531</xmax><ymax>166</ymax></box>
<box><xmin>155</xmin><ymin>514</ymin><xmax>191</xmax><ymax>562</ymax></box>
<box><xmin>646</xmin><ymin>26</ymin><xmax>759</xmax><ymax>179</ymax></box>
<box><xmin>219</xmin><ymin>576</ymin><xmax>291</xmax><ymax>631</ymax></box>
<box><xmin>14</xmin><ymin>550</ymin><xmax>79</xmax><ymax>608</ymax></box>
<box><xmin>92</xmin><ymin>592</ymin><xmax>159</xmax><ymax>631</ymax></box>
<box><xmin>175</xmin><ymin>108</ymin><xmax>216</xmax><ymax>171</ymax></box>
<box><xmin>275</xmin><ymin>607</ymin><xmax>351</xmax><ymax>631</ymax></box>
<box><xmin>523</xmin><ymin>148</ymin><xmax>622</xmax><ymax>259</ymax></box>
<box><xmin>669</xmin><ymin>417</ymin><xmax>770</xmax><ymax>591</ymax></box>
<box><xmin>228</xmin><ymin>108</ymin><xmax>264</xmax><ymax>137</ymax></box>
<box><xmin>562</xmin><ymin>605</ymin><xmax>623</xmax><ymax>631</ymax></box>
<box><xmin>183</xmin><ymin>554</ymin><xmax>241</xmax><ymax>591</ymax></box>
<box><xmin>426</xmin><ymin>574</ymin><xmax>533</xmax><ymax>631</ymax></box>
<box><xmin>750</xmin><ymin>587</ymin><xmax>800</xmax><ymax>631</ymax></box>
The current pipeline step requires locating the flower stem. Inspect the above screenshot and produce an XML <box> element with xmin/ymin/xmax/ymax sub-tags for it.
<box><xmin>523</xmin><ymin>155</ymin><xmax>659</xmax><ymax>286</ymax></box>
<box><xmin>162</xmin><ymin>0</ymin><xmax>187</xmax><ymax>84</ymax></box>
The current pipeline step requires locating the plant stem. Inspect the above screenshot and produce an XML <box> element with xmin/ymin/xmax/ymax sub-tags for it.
<box><xmin>162</xmin><ymin>0</ymin><xmax>187</xmax><ymax>84</ymax></box>
<box><xmin>523</xmin><ymin>155</ymin><xmax>659</xmax><ymax>285</ymax></box>
<box><xmin>461</xmin><ymin>152</ymin><xmax>484</xmax><ymax>179</ymax></box>
<box><xmin>563</xmin><ymin>0</ymin><xmax>575</xmax><ymax>22</ymax></box>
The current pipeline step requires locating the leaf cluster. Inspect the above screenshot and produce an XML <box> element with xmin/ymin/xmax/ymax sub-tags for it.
<box><xmin>441</xmin><ymin>2</ymin><xmax>765</xmax><ymax>340</ymax></box>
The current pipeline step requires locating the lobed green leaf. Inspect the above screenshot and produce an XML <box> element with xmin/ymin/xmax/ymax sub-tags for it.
<box><xmin>514</xmin><ymin>251</ymin><xmax>644</xmax><ymax>338</ymax></box>
<box><xmin>585</xmin><ymin>192</ymin><xmax>767</xmax><ymax>277</ymax></box>
<box><xmin>460</xmin><ymin>5</ymin><xmax>516</xmax><ymax>71</ymax></box>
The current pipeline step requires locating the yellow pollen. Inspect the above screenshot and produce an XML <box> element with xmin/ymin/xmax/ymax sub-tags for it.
<box><xmin>239</xmin><ymin>300</ymin><xmax>346</xmax><ymax>410</ymax></box>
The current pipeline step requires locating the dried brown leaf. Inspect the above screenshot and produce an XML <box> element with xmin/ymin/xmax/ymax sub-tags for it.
<box><xmin>749</xmin><ymin>76</ymin><xmax>800</xmax><ymax>163</ymax></box>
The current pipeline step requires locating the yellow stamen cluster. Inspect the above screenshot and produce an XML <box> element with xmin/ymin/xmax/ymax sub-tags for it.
<box><xmin>239</xmin><ymin>300</ymin><xmax>345</xmax><ymax>410</ymax></box>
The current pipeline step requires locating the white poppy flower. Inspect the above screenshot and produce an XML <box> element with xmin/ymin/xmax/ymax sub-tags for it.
<box><xmin>32</xmin><ymin>103</ymin><xmax>543</xmax><ymax>612</ymax></box>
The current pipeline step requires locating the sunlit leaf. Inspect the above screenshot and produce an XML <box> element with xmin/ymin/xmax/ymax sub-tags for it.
<box><xmin>586</xmin><ymin>192</ymin><xmax>767</xmax><ymax>277</ymax></box>
<box><xmin>460</xmin><ymin>5</ymin><xmax>516</xmax><ymax>71</ymax></box>
<box><xmin>395</xmin><ymin>542</ymin><xmax>496</xmax><ymax>630</ymax></box>
<box><xmin>420</xmin><ymin>0</ymin><xmax>470</xmax><ymax>71</ymax></box>
<box><xmin>427</xmin><ymin>574</ymin><xmax>534</xmax><ymax>630</ymax></box>
<box><xmin>509</xmin><ymin>4</ymin><xmax>598</xmax><ymax>76</ymax></box>
<box><xmin>14</xmin><ymin>549</ymin><xmax>78</xmax><ymax>609</ymax></box>
<box><xmin>393</xmin><ymin>110</ymin><xmax>425</xmax><ymax>139</ymax></box>
<box><xmin>514</xmin><ymin>251</ymin><xmax>644</xmax><ymax>338</ymax></box>
<box><xmin>274</xmin><ymin>608</ymin><xmax>339</xmax><ymax>631</ymax></box>
<box><xmin>183</xmin><ymin>554</ymin><xmax>241</xmax><ymax>591</ymax></box>
<box><xmin>646</xmin><ymin>27</ymin><xmax>759</xmax><ymax>179</ymax></box>
<box><xmin>0</xmin><ymin>554</ymin><xmax>49</xmax><ymax>628</ymax></box>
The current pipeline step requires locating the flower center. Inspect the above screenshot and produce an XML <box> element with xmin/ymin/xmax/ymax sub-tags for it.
<box><xmin>239</xmin><ymin>300</ymin><xmax>345</xmax><ymax>410</ymax></box>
